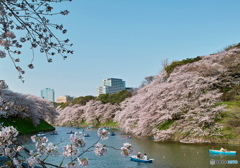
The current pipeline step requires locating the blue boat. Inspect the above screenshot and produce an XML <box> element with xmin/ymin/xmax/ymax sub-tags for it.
<box><xmin>110</xmin><ymin>132</ymin><xmax>115</xmax><ymax>136</ymax></box>
<box><xmin>83</xmin><ymin>133</ymin><xmax>90</xmax><ymax>137</ymax></box>
<box><xmin>209</xmin><ymin>149</ymin><xmax>236</xmax><ymax>155</ymax></box>
<box><xmin>130</xmin><ymin>155</ymin><xmax>154</xmax><ymax>163</ymax></box>
<box><xmin>50</xmin><ymin>131</ymin><xmax>58</xmax><ymax>135</ymax></box>
<box><xmin>67</xmin><ymin>131</ymin><xmax>75</xmax><ymax>134</ymax></box>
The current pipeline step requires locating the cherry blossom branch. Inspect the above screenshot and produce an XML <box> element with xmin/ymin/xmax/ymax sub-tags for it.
<box><xmin>0</xmin><ymin>0</ymin><xmax>73</xmax><ymax>81</ymax></box>
<box><xmin>0</xmin><ymin>123</ymin><xmax>134</xmax><ymax>168</ymax></box>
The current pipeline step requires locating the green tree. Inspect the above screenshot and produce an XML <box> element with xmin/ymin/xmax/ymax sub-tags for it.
<box><xmin>97</xmin><ymin>90</ymin><xmax>132</xmax><ymax>105</ymax></box>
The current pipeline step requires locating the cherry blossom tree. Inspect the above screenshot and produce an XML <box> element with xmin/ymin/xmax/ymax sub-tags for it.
<box><xmin>55</xmin><ymin>47</ymin><xmax>240</xmax><ymax>144</ymax></box>
<box><xmin>0</xmin><ymin>0</ymin><xmax>73</xmax><ymax>82</ymax></box>
<box><xmin>114</xmin><ymin>49</ymin><xmax>240</xmax><ymax>143</ymax></box>
<box><xmin>56</xmin><ymin>100</ymin><xmax>118</xmax><ymax>126</ymax></box>
<box><xmin>0</xmin><ymin>126</ymin><xmax>134</xmax><ymax>167</ymax></box>
<box><xmin>0</xmin><ymin>81</ymin><xmax>57</xmax><ymax>126</ymax></box>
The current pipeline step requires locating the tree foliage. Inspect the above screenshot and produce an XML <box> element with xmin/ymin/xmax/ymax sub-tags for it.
<box><xmin>0</xmin><ymin>0</ymin><xmax>73</xmax><ymax>81</ymax></box>
<box><xmin>223</xmin><ymin>42</ymin><xmax>240</xmax><ymax>51</ymax></box>
<box><xmin>72</xmin><ymin>95</ymin><xmax>96</xmax><ymax>105</ymax></box>
<box><xmin>139</xmin><ymin>75</ymin><xmax>154</xmax><ymax>88</ymax></box>
<box><xmin>54</xmin><ymin>95</ymin><xmax>96</xmax><ymax>109</ymax></box>
<box><xmin>97</xmin><ymin>90</ymin><xmax>132</xmax><ymax>105</ymax></box>
<box><xmin>164</xmin><ymin>56</ymin><xmax>202</xmax><ymax>75</ymax></box>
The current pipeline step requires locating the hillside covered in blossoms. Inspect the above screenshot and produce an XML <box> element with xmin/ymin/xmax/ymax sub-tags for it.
<box><xmin>1</xmin><ymin>45</ymin><xmax>240</xmax><ymax>144</ymax></box>
<box><xmin>56</xmin><ymin>46</ymin><xmax>240</xmax><ymax>144</ymax></box>
<box><xmin>0</xmin><ymin>80</ymin><xmax>58</xmax><ymax>127</ymax></box>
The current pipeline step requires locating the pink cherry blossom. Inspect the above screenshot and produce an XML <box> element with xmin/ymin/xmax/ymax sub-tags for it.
<box><xmin>97</xmin><ymin>128</ymin><xmax>109</xmax><ymax>140</ymax></box>
<box><xmin>77</xmin><ymin>158</ymin><xmax>89</xmax><ymax>168</ymax></box>
<box><xmin>70</xmin><ymin>132</ymin><xmax>86</xmax><ymax>148</ymax></box>
<box><xmin>94</xmin><ymin>143</ymin><xmax>108</xmax><ymax>156</ymax></box>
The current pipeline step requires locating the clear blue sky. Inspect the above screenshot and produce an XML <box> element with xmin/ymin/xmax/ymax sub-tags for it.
<box><xmin>1</xmin><ymin>0</ymin><xmax>240</xmax><ymax>100</ymax></box>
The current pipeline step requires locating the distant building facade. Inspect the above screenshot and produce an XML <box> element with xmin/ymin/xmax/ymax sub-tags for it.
<box><xmin>125</xmin><ymin>87</ymin><xmax>133</xmax><ymax>92</ymax></box>
<box><xmin>96</xmin><ymin>78</ymin><xmax>128</xmax><ymax>96</ymax></box>
<box><xmin>41</xmin><ymin>88</ymin><xmax>55</xmax><ymax>102</ymax></box>
<box><xmin>56</xmin><ymin>95</ymin><xmax>74</xmax><ymax>103</ymax></box>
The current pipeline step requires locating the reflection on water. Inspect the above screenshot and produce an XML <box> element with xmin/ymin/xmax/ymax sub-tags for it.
<box><xmin>22</xmin><ymin>127</ymin><xmax>240</xmax><ymax>168</ymax></box>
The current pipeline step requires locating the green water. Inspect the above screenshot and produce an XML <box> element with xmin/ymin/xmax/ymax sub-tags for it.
<box><xmin>22</xmin><ymin>127</ymin><xmax>240</xmax><ymax>168</ymax></box>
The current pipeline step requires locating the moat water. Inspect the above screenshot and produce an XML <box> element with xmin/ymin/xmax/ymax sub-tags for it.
<box><xmin>22</xmin><ymin>127</ymin><xmax>239</xmax><ymax>168</ymax></box>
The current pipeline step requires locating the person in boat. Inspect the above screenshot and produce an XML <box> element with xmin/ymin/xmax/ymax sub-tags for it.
<box><xmin>137</xmin><ymin>152</ymin><xmax>141</xmax><ymax>159</ymax></box>
<box><xmin>220</xmin><ymin>147</ymin><xmax>227</xmax><ymax>152</ymax></box>
<box><xmin>142</xmin><ymin>153</ymin><xmax>148</xmax><ymax>160</ymax></box>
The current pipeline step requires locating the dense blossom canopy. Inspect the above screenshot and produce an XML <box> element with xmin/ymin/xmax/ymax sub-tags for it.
<box><xmin>0</xmin><ymin>86</ymin><xmax>58</xmax><ymax>125</ymax></box>
<box><xmin>56</xmin><ymin>100</ymin><xmax>117</xmax><ymax>126</ymax></box>
<box><xmin>56</xmin><ymin>48</ymin><xmax>240</xmax><ymax>143</ymax></box>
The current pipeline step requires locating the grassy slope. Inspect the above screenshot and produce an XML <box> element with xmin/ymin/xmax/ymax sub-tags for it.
<box><xmin>216</xmin><ymin>101</ymin><xmax>240</xmax><ymax>144</ymax></box>
<box><xmin>0</xmin><ymin>117</ymin><xmax>55</xmax><ymax>134</ymax></box>
<box><xmin>98</xmin><ymin>120</ymin><xmax>119</xmax><ymax>127</ymax></box>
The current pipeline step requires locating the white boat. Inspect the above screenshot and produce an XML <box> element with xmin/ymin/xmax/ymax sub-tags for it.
<box><xmin>36</xmin><ymin>132</ymin><xmax>45</xmax><ymax>137</ymax></box>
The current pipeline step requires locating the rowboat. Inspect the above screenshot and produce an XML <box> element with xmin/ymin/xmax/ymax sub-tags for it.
<box><xmin>67</xmin><ymin>131</ymin><xmax>75</xmax><ymax>134</ymax></box>
<box><xmin>209</xmin><ymin>149</ymin><xmax>236</xmax><ymax>155</ymax></box>
<box><xmin>110</xmin><ymin>132</ymin><xmax>115</xmax><ymax>136</ymax></box>
<box><xmin>36</xmin><ymin>132</ymin><xmax>45</xmax><ymax>137</ymax></box>
<box><xmin>130</xmin><ymin>155</ymin><xmax>154</xmax><ymax>163</ymax></box>
<box><xmin>126</xmin><ymin>135</ymin><xmax>131</xmax><ymax>139</ymax></box>
<box><xmin>83</xmin><ymin>133</ymin><xmax>90</xmax><ymax>137</ymax></box>
<box><xmin>50</xmin><ymin>131</ymin><xmax>58</xmax><ymax>135</ymax></box>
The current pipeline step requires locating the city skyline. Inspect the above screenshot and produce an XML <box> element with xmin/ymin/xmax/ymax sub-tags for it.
<box><xmin>1</xmin><ymin>0</ymin><xmax>240</xmax><ymax>99</ymax></box>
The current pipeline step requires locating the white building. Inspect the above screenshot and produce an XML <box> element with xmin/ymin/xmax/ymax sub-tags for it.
<box><xmin>56</xmin><ymin>95</ymin><xmax>74</xmax><ymax>103</ymax></box>
<box><xmin>96</xmin><ymin>78</ymin><xmax>126</xmax><ymax>96</ymax></box>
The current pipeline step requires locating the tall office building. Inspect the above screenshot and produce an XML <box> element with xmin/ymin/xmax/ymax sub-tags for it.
<box><xmin>41</xmin><ymin>88</ymin><xmax>55</xmax><ymax>102</ymax></box>
<box><xmin>96</xmin><ymin>78</ymin><xmax>126</xmax><ymax>96</ymax></box>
